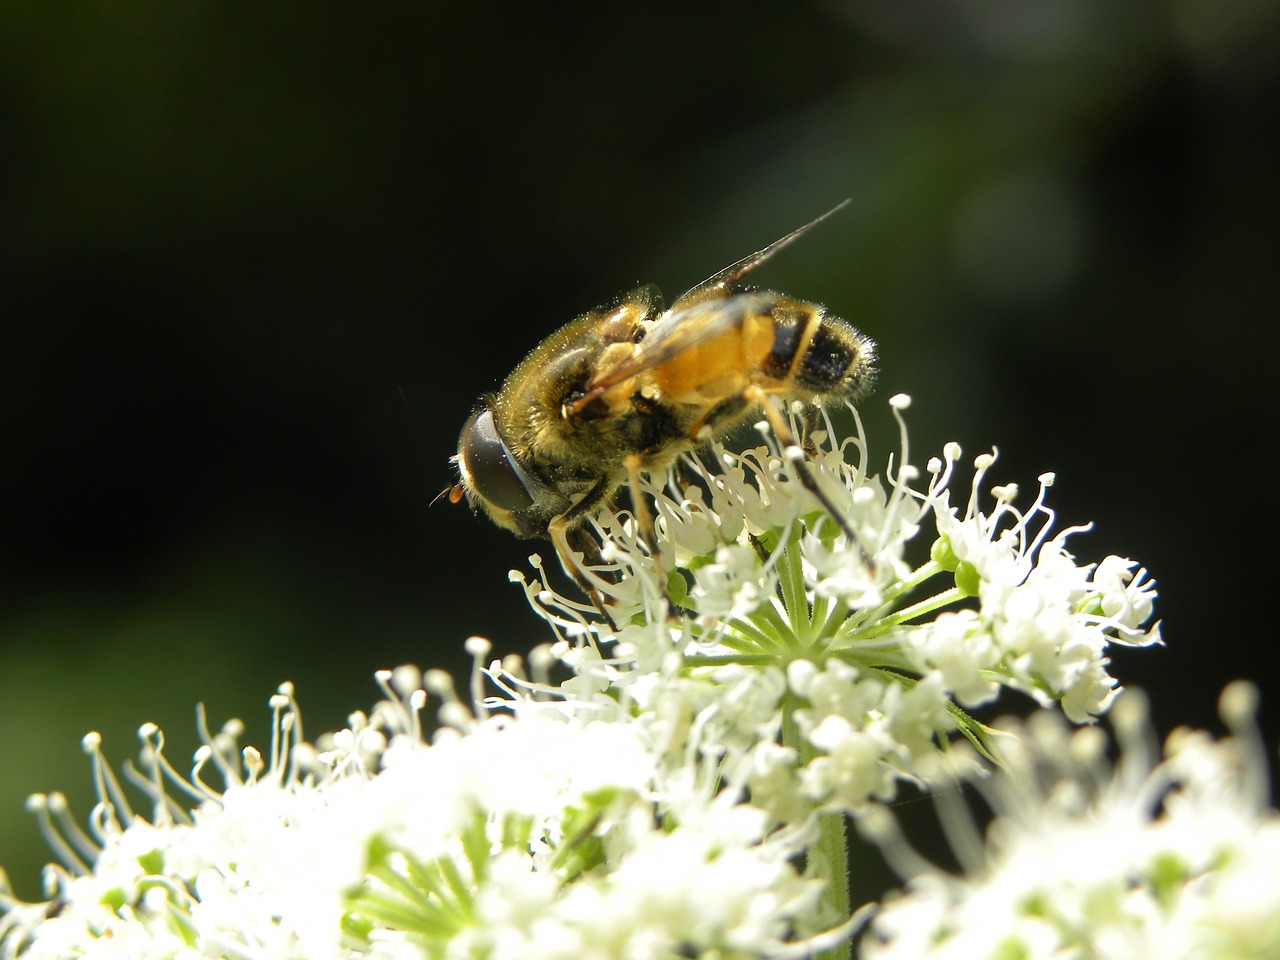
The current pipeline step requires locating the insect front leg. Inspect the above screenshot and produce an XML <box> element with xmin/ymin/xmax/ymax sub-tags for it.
<box><xmin>548</xmin><ymin>476</ymin><xmax>619</xmax><ymax>630</ymax></box>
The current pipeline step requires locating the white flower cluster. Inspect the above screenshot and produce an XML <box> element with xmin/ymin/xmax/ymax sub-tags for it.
<box><xmin>1</xmin><ymin>396</ymin><xmax>1176</xmax><ymax>959</ymax></box>
<box><xmin>0</xmin><ymin>657</ymin><xmax>847</xmax><ymax>960</ymax></box>
<box><xmin>516</xmin><ymin>397</ymin><xmax>1162</xmax><ymax>808</ymax></box>
<box><xmin>859</xmin><ymin>683</ymin><xmax>1280</xmax><ymax>960</ymax></box>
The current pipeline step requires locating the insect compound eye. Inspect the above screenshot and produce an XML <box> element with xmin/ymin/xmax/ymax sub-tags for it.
<box><xmin>458</xmin><ymin>406</ymin><xmax>536</xmax><ymax>513</ymax></box>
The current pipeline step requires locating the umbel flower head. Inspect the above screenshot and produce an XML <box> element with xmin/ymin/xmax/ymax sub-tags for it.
<box><xmin>0</xmin><ymin>396</ymin><xmax>1166</xmax><ymax>959</ymax></box>
<box><xmin>859</xmin><ymin>682</ymin><xmax>1280</xmax><ymax>960</ymax></box>
<box><xmin>517</xmin><ymin>395</ymin><xmax>1161</xmax><ymax>809</ymax></box>
<box><xmin>0</xmin><ymin>656</ymin><xmax>858</xmax><ymax>960</ymax></box>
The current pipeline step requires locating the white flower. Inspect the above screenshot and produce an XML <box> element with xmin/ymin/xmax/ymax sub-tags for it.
<box><xmin>1086</xmin><ymin>554</ymin><xmax>1162</xmax><ymax>643</ymax></box>
<box><xmin>803</xmin><ymin>715</ymin><xmax>894</xmax><ymax>809</ymax></box>
<box><xmin>1</xmin><ymin>655</ymin><xmax>848</xmax><ymax>960</ymax></box>
<box><xmin>858</xmin><ymin>683</ymin><xmax>1280</xmax><ymax>960</ymax></box>
<box><xmin>789</xmin><ymin>658</ymin><xmax>885</xmax><ymax>733</ymax></box>
<box><xmin>905</xmin><ymin>610</ymin><xmax>999</xmax><ymax>708</ymax></box>
<box><xmin>514</xmin><ymin>397</ymin><xmax>1160</xmax><ymax>818</ymax></box>
<box><xmin>2</xmin><ymin>395</ymin><xmax>1165</xmax><ymax>960</ymax></box>
<box><xmin>690</xmin><ymin>542</ymin><xmax>776</xmax><ymax>622</ymax></box>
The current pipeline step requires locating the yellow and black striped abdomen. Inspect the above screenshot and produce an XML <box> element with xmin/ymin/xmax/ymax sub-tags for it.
<box><xmin>758</xmin><ymin>298</ymin><xmax>876</xmax><ymax>402</ymax></box>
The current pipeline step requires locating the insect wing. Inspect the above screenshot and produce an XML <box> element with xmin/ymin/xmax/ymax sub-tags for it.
<box><xmin>582</xmin><ymin>293</ymin><xmax>771</xmax><ymax>395</ymax></box>
<box><xmin>679</xmin><ymin>199</ymin><xmax>851</xmax><ymax>301</ymax></box>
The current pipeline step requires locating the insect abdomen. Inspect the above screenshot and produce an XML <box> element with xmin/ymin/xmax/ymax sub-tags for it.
<box><xmin>763</xmin><ymin>302</ymin><xmax>875</xmax><ymax>399</ymax></box>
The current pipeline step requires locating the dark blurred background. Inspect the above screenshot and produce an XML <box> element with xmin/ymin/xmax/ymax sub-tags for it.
<box><xmin>2</xmin><ymin>1</ymin><xmax>1277</xmax><ymax>905</ymax></box>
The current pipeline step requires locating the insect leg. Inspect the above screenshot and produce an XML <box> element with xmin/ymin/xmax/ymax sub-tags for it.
<box><xmin>548</xmin><ymin>476</ymin><xmax>620</xmax><ymax>630</ymax></box>
<box><xmin>799</xmin><ymin>406</ymin><xmax>818</xmax><ymax>457</ymax></box>
<box><xmin>623</xmin><ymin>453</ymin><xmax>675</xmax><ymax>621</ymax></box>
<box><xmin>744</xmin><ymin>385</ymin><xmax>877</xmax><ymax>574</ymax></box>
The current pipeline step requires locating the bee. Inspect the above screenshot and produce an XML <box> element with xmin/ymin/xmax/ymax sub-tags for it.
<box><xmin>452</xmin><ymin>203</ymin><xmax>876</xmax><ymax>616</ymax></box>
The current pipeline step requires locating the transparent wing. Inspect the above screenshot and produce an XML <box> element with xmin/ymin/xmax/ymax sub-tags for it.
<box><xmin>678</xmin><ymin>199</ymin><xmax>850</xmax><ymax>301</ymax></box>
<box><xmin>570</xmin><ymin>201</ymin><xmax>850</xmax><ymax>410</ymax></box>
<box><xmin>580</xmin><ymin>292</ymin><xmax>771</xmax><ymax>397</ymax></box>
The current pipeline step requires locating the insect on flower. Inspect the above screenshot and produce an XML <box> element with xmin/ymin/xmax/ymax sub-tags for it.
<box><xmin>451</xmin><ymin>202</ymin><xmax>876</xmax><ymax>619</ymax></box>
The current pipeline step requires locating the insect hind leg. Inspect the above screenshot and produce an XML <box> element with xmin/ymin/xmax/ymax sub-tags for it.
<box><xmin>623</xmin><ymin>454</ymin><xmax>676</xmax><ymax>622</ymax></box>
<box><xmin>744</xmin><ymin>386</ymin><xmax>877</xmax><ymax>574</ymax></box>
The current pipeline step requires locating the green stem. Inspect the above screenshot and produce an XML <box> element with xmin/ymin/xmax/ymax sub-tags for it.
<box><xmin>813</xmin><ymin>811</ymin><xmax>851</xmax><ymax>960</ymax></box>
<box><xmin>750</xmin><ymin>599</ymin><xmax>799</xmax><ymax>650</ymax></box>
<box><xmin>886</xmin><ymin>559</ymin><xmax>948</xmax><ymax>602</ymax></box>
<box><xmin>849</xmin><ymin>586</ymin><xmax>966</xmax><ymax>641</ymax></box>
<box><xmin>815</xmin><ymin>598</ymin><xmax>851</xmax><ymax>643</ymax></box>
<box><xmin>842</xmin><ymin>560</ymin><xmax>948</xmax><ymax>632</ymax></box>
<box><xmin>777</xmin><ymin>535</ymin><xmax>812</xmax><ymax>646</ymax></box>
<box><xmin>782</xmin><ymin>696</ymin><xmax>851</xmax><ymax>960</ymax></box>
<box><xmin>721</xmin><ymin>615</ymin><xmax>784</xmax><ymax>653</ymax></box>
<box><xmin>680</xmin><ymin>653</ymin><xmax>781</xmax><ymax>668</ymax></box>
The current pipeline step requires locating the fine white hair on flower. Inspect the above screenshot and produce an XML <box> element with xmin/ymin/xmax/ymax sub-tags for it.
<box><xmin>856</xmin><ymin>683</ymin><xmax>1280</xmax><ymax>960</ymax></box>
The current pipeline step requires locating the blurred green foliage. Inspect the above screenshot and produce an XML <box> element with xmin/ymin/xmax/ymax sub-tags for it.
<box><xmin>2</xmin><ymin>0</ymin><xmax>1277</xmax><ymax>905</ymax></box>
